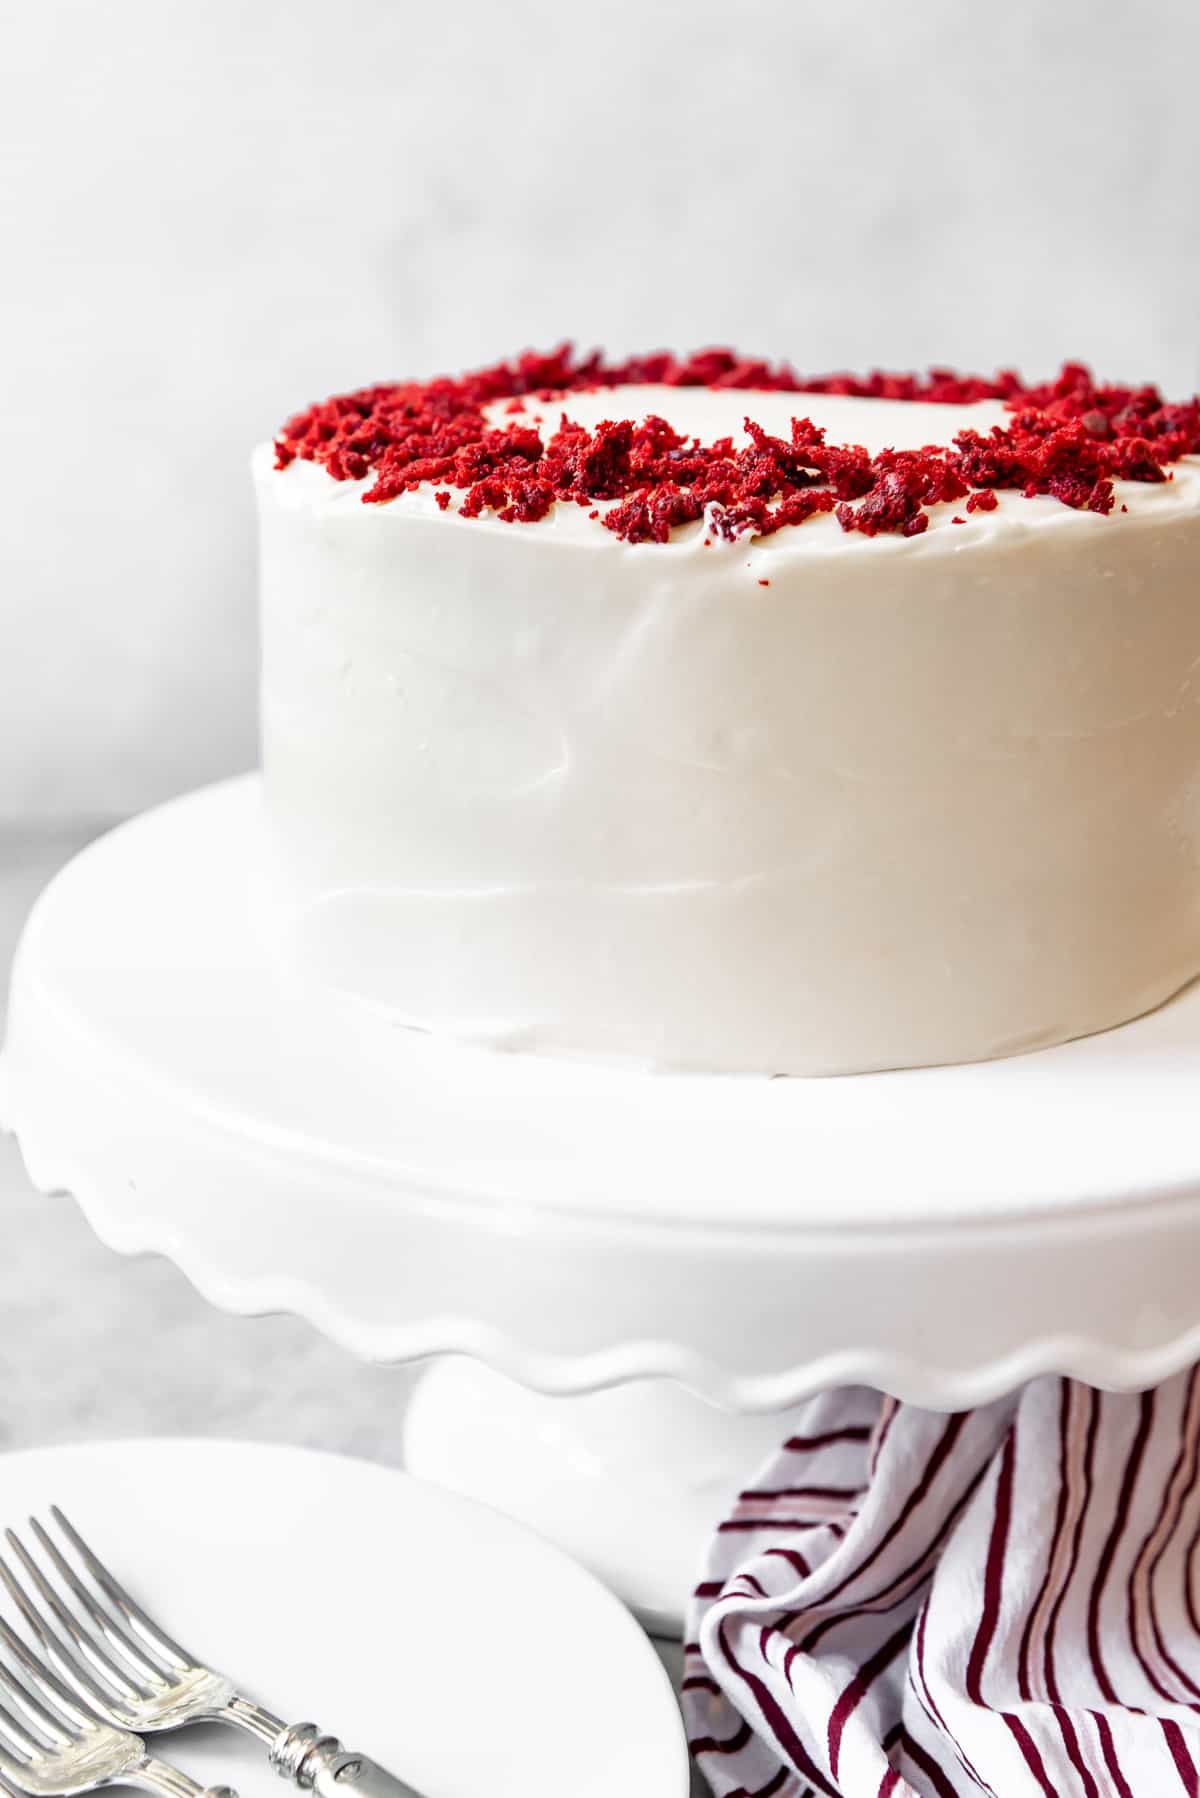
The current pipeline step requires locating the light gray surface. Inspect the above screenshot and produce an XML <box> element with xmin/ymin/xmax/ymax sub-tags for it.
<box><xmin>4</xmin><ymin>0</ymin><xmax>1199</xmax><ymax>820</ymax></box>
<box><xmin>0</xmin><ymin>826</ymin><xmax>418</xmax><ymax>1460</ymax></box>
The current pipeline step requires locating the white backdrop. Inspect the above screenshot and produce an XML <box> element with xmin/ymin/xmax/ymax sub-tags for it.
<box><xmin>3</xmin><ymin>0</ymin><xmax>1198</xmax><ymax>819</ymax></box>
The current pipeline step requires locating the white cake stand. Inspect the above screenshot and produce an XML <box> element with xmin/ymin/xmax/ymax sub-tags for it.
<box><xmin>4</xmin><ymin>776</ymin><xmax>1200</xmax><ymax>1634</ymax></box>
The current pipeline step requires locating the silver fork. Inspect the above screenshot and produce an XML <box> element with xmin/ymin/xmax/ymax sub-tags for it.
<box><xmin>0</xmin><ymin>1614</ymin><xmax>235</xmax><ymax>1798</ymax></box>
<box><xmin>0</xmin><ymin>1512</ymin><xmax>421</xmax><ymax>1798</ymax></box>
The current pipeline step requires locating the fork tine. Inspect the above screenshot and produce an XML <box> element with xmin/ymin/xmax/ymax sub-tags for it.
<box><xmin>49</xmin><ymin>1511</ymin><xmax>190</xmax><ymax>1672</ymax></box>
<box><xmin>0</xmin><ymin>1554</ymin><xmax>122</xmax><ymax>1718</ymax></box>
<box><xmin>0</xmin><ymin>1695</ymin><xmax>42</xmax><ymax>1761</ymax></box>
<box><xmin>28</xmin><ymin>1523</ymin><xmax>169</xmax><ymax>1689</ymax></box>
<box><xmin>0</xmin><ymin>1617</ymin><xmax>92</xmax><ymax>1738</ymax></box>
<box><xmin>0</xmin><ymin>1730</ymin><xmax>32</xmax><ymax>1768</ymax></box>
<box><xmin>0</xmin><ymin>1650</ymin><xmax>71</xmax><ymax>1751</ymax></box>
<box><xmin>3</xmin><ymin>1535</ymin><xmax>150</xmax><ymax>1702</ymax></box>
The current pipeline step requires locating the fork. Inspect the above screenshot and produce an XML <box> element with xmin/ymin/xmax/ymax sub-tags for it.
<box><xmin>0</xmin><ymin>1614</ymin><xmax>235</xmax><ymax>1798</ymax></box>
<box><xmin>0</xmin><ymin>1512</ymin><xmax>421</xmax><ymax>1798</ymax></box>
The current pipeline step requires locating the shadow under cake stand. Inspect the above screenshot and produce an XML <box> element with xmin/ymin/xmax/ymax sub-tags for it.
<box><xmin>4</xmin><ymin>776</ymin><xmax>1200</xmax><ymax>1636</ymax></box>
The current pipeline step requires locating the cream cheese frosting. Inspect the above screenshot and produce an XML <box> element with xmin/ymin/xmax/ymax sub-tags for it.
<box><xmin>255</xmin><ymin>386</ymin><xmax>1200</xmax><ymax>1074</ymax></box>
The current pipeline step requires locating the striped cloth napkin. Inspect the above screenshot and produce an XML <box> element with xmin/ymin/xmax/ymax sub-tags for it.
<box><xmin>683</xmin><ymin>1372</ymin><xmax>1200</xmax><ymax>1797</ymax></box>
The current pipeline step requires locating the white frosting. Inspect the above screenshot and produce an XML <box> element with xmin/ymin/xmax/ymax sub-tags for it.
<box><xmin>255</xmin><ymin>387</ymin><xmax>1200</xmax><ymax>1074</ymax></box>
<box><xmin>489</xmin><ymin>384</ymin><xmax>1017</xmax><ymax>460</ymax></box>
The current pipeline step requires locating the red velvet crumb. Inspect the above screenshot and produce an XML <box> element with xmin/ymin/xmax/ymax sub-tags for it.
<box><xmin>273</xmin><ymin>348</ymin><xmax>1200</xmax><ymax>545</ymax></box>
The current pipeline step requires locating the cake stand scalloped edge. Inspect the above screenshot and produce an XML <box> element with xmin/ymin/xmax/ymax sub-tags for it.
<box><xmin>8</xmin><ymin>1067</ymin><xmax>1200</xmax><ymax>1415</ymax></box>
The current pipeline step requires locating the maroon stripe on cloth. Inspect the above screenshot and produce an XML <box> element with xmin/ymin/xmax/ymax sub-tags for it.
<box><xmin>782</xmin><ymin>1425</ymin><xmax>873</xmax><ymax>1453</ymax></box>
<box><xmin>719</xmin><ymin>1517</ymin><xmax>849</xmax><ymax>1534</ymax></box>
<box><xmin>962</xmin><ymin>1427</ymin><xmax>1063</xmax><ymax>1798</ymax></box>
<box><xmin>1002</xmin><ymin>1713</ymin><xmax>1058</xmax><ymax>1798</ymax></box>
<box><xmin>726</xmin><ymin>1769</ymin><xmax>791</xmax><ymax>1798</ymax></box>
<box><xmin>1162</xmin><ymin>1719</ymin><xmax>1200</xmax><ymax>1796</ymax></box>
<box><xmin>1045</xmin><ymin>1386</ymin><xmax>1101</xmax><ymax>1704</ymax></box>
<box><xmin>870</xmin><ymin>1399</ymin><xmax>901</xmax><ymax>1478</ymax></box>
<box><xmin>895</xmin><ymin>1725</ymin><xmax>962</xmax><ymax>1798</ymax></box>
<box><xmin>1052</xmin><ymin>1707</ymin><xmax>1101</xmax><ymax>1798</ymax></box>
<box><xmin>1089</xmin><ymin>1710</ymin><xmax>1137</xmax><ymax>1798</ymax></box>
<box><xmin>1123</xmin><ymin>1376</ymin><xmax>1194</xmax><ymax>1705</ymax></box>
<box><xmin>763</xmin><ymin>1546</ymin><xmax>812</xmax><ymax>1580</ymax></box>
<box><xmin>785</xmin><ymin>1415</ymin><xmax>968</xmax><ymax>1652</ymax></box>
<box><xmin>715</xmin><ymin>1615</ymin><xmax>841</xmax><ymax>1798</ymax></box>
<box><xmin>1188</xmin><ymin>1523</ymin><xmax>1200</xmax><ymax>1641</ymax></box>
<box><xmin>826</xmin><ymin>1620</ymin><xmax>911</xmax><ymax>1778</ymax></box>
<box><xmin>1011</xmin><ymin>1386</ymin><xmax>1104</xmax><ymax>1797</ymax></box>
<box><xmin>739</xmin><ymin>1485</ymin><xmax>863</xmax><ymax>1503</ymax></box>
<box><xmin>689</xmin><ymin>1716</ymin><xmax>754</xmax><ymax>1757</ymax></box>
<box><xmin>798</xmin><ymin>1458</ymin><xmax>990</xmax><ymax>1658</ymax></box>
<box><xmin>965</xmin><ymin>1430</ymin><xmax>1016</xmax><ymax>1704</ymax></box>
<box><xmin>1143</xmin><ymin>1371</ymin><xmax>1200</xmax><ymax>1704</ymax></box>
<box><xmin>1017</xmin><ymin>1381</ymin><xmax>1071</xmax><ymax>1700</ymax></box>
<box><xmin>694</xmin><ymin>1580</ymin><xmax>725</xmax><ymax>1599</ymax></box>
<box><xmin>1087</xmin><ymin>1390</ymin><xmax>1156</xmax><ymax>1704</ymax></box>
<box><xmin>910</xmin><ymin>1598</ymin><xmax>994</xmax><ymax>1797</ymax></box>
<box><xmin>681</xmin><ymin>1675</ymin><xmax>722</xmax><ymax>1695</ymax></box>
<box><xmin>875</xmin><ymin>1722</ymin><xmax>907</xmax><ymax>1798</ymax></box>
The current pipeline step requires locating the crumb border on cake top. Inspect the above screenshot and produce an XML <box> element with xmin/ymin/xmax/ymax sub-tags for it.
<box><xmin>273</xmin><ymin>348</ymin><xmax>1200</xmax><ymax>544</ymax></box>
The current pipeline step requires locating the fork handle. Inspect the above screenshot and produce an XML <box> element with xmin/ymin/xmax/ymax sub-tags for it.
<box><xmin>270</xmin><ymin>1722</ymin><xmax>423</xmax><ymax>1798</ymax></box>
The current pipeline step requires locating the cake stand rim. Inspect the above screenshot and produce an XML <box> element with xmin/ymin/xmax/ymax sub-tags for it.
<box><xmin>7</xmin><ymin>1069</ymin><xmax>1200</xmax><ymax>1409</ymax></box>
<box><xmin>5</xmin><ymin>771</ymin><xmax>1200</xmax><ymax>1234</ymax></box>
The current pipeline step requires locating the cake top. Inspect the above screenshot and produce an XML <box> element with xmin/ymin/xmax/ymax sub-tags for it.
<box><xmin>273</xmin><ymin>348</ymin><xmax>1200</xmax><ymax>544</ymax></box>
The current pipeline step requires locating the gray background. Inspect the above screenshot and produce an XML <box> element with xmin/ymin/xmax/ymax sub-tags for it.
<box><xmin>3</xmin><ymin>0</ymin><xmax>1199</xmax><ymax>822</ymax></box>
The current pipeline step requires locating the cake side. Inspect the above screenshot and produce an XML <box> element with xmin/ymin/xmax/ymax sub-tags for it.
<box><xmin>256</xmin><ymin>363</ymin><xmax>1200</xmax><ymax>1075</ymax></box>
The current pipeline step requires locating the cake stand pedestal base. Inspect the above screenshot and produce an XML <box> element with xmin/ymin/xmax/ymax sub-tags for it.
<box><xmin>405</xmin><ymin>1361</ymin><xmax>785</xmax><ymax>1635</ymax></box>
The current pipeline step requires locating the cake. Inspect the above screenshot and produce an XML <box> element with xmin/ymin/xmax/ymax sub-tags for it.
<box><xmin>254</xmin><ymin>349</ymin><xmax>1200</xmax><ymax>1076</ymax></box>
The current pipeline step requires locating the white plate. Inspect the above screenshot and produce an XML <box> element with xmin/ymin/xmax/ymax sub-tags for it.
<box><xmin>0</xmin><ymin>1440</ymin><xmax>688</xmax><ymax>1798</ymax></box>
